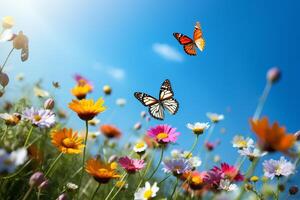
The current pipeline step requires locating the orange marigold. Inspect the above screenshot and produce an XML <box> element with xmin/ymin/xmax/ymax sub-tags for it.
<box><xmin>85</xmin><ymin>158</ymin><xmax>120</xmax><ymax>183</ymax></box>
<box><xmin>250</xmin><ymin>117</ymin><xmax>296</xmax><ymax>153</ymax></box>
<box><xmin>51</xmin><ymin>128</ymin><xmax>84</xmax><ymax>154</ymax></box>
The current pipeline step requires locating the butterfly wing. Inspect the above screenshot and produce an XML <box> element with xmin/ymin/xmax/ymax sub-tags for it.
<box><xmin>159</xmin><ymin>79</ymin><xmax>179</xmax><ymax>115</ymax></box>
<box><xmin>134</xmin><ymin>92</ymin><xmax>165</xmax><ymax>120</ymax></box>
<box><xmin>194</xmin><ymin>22</ymin><xmax>205</xmax><ymax>52</ymax></box>
<box><xmin>173</xmin><ymin>32</ymin><xmax>197</xmax><ymax>56</ymax></box>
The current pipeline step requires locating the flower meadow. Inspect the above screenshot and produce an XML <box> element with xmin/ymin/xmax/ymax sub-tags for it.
<box><xmin>0</xmin><ymin>16</ymin><xmax>300</xmax><ymax>200</ymax></box>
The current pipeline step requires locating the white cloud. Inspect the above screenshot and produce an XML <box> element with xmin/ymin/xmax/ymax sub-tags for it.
<box><xmin>92</xmin><ymin>63</ymin><xmax>125</xmax><ymax>80</ymax></box>
<box><xmin>152</xmin><ymin>43</ymin><xmax>184</xmax><ymax>62</ymax></box>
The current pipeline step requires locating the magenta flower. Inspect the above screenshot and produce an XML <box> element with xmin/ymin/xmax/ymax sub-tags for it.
<box><xmin>147</xmin><ymin>124</ymin><xmax>180</xmax><ymax>144</ymax></box>
<box><xmin>211</xmin><ymin>163</ymin><xmax>244</xmax><ymax>182</ymax></box>
<box><xmin>119</xmin><ymin>156</ymin><xmax>145</xmax><ymax>173</ymax></box>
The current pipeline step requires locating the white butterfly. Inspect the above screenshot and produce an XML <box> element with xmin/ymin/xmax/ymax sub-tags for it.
<box><xmin>134</xmin><ymin>79</ymin><xmax>179</xmax><ymax>120</ymax></box>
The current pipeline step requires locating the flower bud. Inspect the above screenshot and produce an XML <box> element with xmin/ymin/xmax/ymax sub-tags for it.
<box><xmin>29</xmin><ymin>172</ymin><xmax>45</xmax><ymax>187</ymax></box>
<box><xmin>133</xmin><ymin>122</ymin><xmax>142</xmax><ymax>130</ymax></box>
<box><xmin>38</xmin><ymin>180</ymin><xmax>49</xmax><ymax>190</ymax></box>
<box><xmin>289</xmin><ymin>186</ymin><xmax>298</xmax><ymax>195</ymax></box>
<box><xmin>0</xmin><ymin>73</ymin><xmax>9</xmax><ymax>87</ymax></box>
<box><xmin>250</xmin><ymin>176</ymin><xmax>259</xmax><ymax>182</ymax></box>
<box><xmin>103</xmin><ymin>85</ymin><xmax>112</xmax><ymax>95</ymax></box>
<box><xmin>267</xmin><ymin>67</ymin><xmax>281</xmax><ymax>84</ymax></box>
<box><xmin>44</xmin><ymin>98</ymin><xmax>55</xmax><ymax>110</ymax></box>
<box><xmin>2</xmin><ymin>16</ymin><xmax>14</xmax><ymax>29</ymax></box>
<box><xmin>56</xmin><ymin>193</ymin><xmax>68</xmax><ymax>200</ymax></box>
<box><xmin>13</xmin><ymin>31</ymin><xmax>28</xmax><ymax>50</ymax></box>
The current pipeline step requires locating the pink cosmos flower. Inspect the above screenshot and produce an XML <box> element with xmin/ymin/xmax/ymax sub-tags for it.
<box><xmin>119</xmin><ymin>156</ymin><xmax>145</xmax><ymax>173</ymax></box>
<box><xmin>147</xmin><ymin>124</ymin><xmax>180</xmax><ymax>144</ymax></box>
<box><xmin>212</xmin><ymin>163</ymin><xmax>244</xmax><ymax>182</ymax></box>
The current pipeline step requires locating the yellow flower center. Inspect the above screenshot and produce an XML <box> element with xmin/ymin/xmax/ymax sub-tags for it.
<box><xmin>98</xmin><ymin>168</ymin><xmax>109</xmax><ymax>175</ymax></box>
<box><xmin>237</xmin><ymin>140</ymin><xmax>247</xmax><ymax>148</ymax></box>
<box><xmin>192</xmin><ymin>176</ymin><xmax>202</xmax><ymax>185</ymax></box>
<box><xmin>135</xmin><ymin>142</ymin><xmax>145</xmax><ymax>149</ymax></box>
<box><xmin>62</xmin><ymin>138</ymin><xmax>76</xmax><ymax>148</ymax></box>
<box><xmin>156</xmin><ymin>132</ymin><xmax>168</xmax><ymax>140</ymax></box>
<box><xmin>144</xmin><ymin>189</ymin><xmax>153</xmax><ymax>199</ymax></box>
<box><xmin>33</xmin><ymin>114</ymin><xmax>42</xmax><ymax>121</ymax></box>
<box><xmin>211</xmin><ymin>116</ymin><xmax>219</xmax><ymax>122</ymax></box>
<box><xmin>193</xmin><ymin>127</ymin><xmax>204</xmax><ymax>134</ymax></box>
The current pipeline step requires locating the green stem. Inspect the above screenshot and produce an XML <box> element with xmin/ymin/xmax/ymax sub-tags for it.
<box><xmin>0</xmin><ymin>126</ymin><xmax>8</xmax><ymax>142</ymax></box>
<box><xmin>24</xmin><ymin>126</ymin><xmax>34</xmax><ymax>147</ymax></box>
<box><xmin>104</xmin><ymin>172</ymin><xmax>127</xmax><ymax>200</ymax></box>
<box><xmin>158</xmin><ymin>174</ymin><xmax>171</xmax><ymax>185</ymax></box>
<box><xmin>0</xmin><ymin>48</ymin><xmax>14</xmax><ymax>73</ymax></box>
<box><xmin>45</xmin><ymin>152</ymin><xmax>63</xmax><ymax>177</ymax></box>
<box><xmin>235</xmin><ymin>158</ymin><xmax>259</xmax><ymax>200</ymax></box>
<box><xmin>146</xmin><ymin>148</ymin><xmax>164</xmax><ymax>180</ymax></box>
<box><xmin>253</xmin><ymin>81</ymin><xmax>272</xmax><ymax>120</ymax></box>
<box><xmin>21</xmin><ymin>186</ymin><xmax>33</xmax><ymax>200</ymax></box>
<box><xmin>170</xmin><ymin>177</ymin><xmax>179</xmax><ymax>200</ymax></box>
<box><xmin>110</xmin><ymin>174</ymin><xmax>128</xmax><ymax>200</ymax></box>
<box><xmin>90</xmin><ymin>184</ymin><xmax>101</xmax><ymax>200</ymax></box>
<box><xmin>77</xmin><ymin>120</ymin><xmax>89</xmax><ymax>198</ymax></box>
<box><xmin>186</xmin><ymin>135</ymin><xmax>199</xmax><ymax>158</ymax></box>
<box><xmin>134</xmin><ymin>154</ymin><xmax>154</xmax><ymax>192</ymax></box>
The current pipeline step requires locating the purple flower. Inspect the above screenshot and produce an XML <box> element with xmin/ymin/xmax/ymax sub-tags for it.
<box><xmin>162</xmin><ymin>158</ymin><xmax>192</xmax><ymax>176</ymax></box>
<box><xmin>263</xmin><ymin>156</ymin><xmax>295</xmax><ymax>179</ymax></box>
<box><xmin>22</xmin><ymin>107</ymin><xmax>55</xmax><ymax>128</ymax></box>
<box><xmin>147</xmin><ymin>124</ymin><xmax>180</xmax><ymax>144</ymax></box>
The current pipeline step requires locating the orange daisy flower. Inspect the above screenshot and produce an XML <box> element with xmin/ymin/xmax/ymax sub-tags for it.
<box><xmin>100</xmin><ymin>124</ymin><xmax>122</xmax><ymax>139</ymax></box>
<box><xmin>68</xmin><ymin>98</ymin><xmax>106</xmax><ymax>121</ymax></box>
<box><xmin>85</xmin><ymin>158</ymin><xmax>120</xmax><ymax>183</ymax></box>
<box><xmin>51</xmin><ymin>128</ymin><xmax>84</xmax><ymax>154</ymax></box>
<box><xmin>71</xmin><ymin>84</ymin><xmax>91</xmax><ymax>100</ymax></box>
<box><xmin>250</xmin><ymin>117</ymin><xmax>296</xmax><ymax>152</ymax></box>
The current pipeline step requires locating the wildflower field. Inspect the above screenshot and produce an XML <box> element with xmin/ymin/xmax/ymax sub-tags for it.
<box><xmin>0</xmin><ymin>1</ymin><xmax>300</xmax><ymax>200</ymax></box>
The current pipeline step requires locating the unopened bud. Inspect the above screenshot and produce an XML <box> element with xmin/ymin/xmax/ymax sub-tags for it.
<box><xmin>38</xmin><ymin>180</ymin><xmax>49</xmax><ymax>190</ymax></box>
<box><xmin>0</xmin><ymin>73</ymin><xmax>9</xmax><ymax>87</ymax></box>
<box><xmin>44</xmin><ymin>98</ymin><xmax>55</xmax><ymax>110</ymax></box>
<box><xmin>29</xmin><ymin>172</ymin><xmax>45</xmax><ymax>187</ymax></box>
<box><xmin>289</xmin><ymin>186</ymin><xmax>298</xmax><ymax>195</ymax></box>
<box><xmin>103</xmin><ymin>85</ymin><xmax>112</xmax><ymax>95</ymax></box>
<box><xmin>56</xmin><ymin>193</ymin><xmax>68</xmax><ymax>200</ymax></box>
<box><xmin>267</xmin><ymin>67</ymin><xmax>281</xmax><ymax>84</ymax></box>
<box><xmin>133</xmin><ymin>122</ymin><xmax>142</xmax><ymax>130</ymax></box>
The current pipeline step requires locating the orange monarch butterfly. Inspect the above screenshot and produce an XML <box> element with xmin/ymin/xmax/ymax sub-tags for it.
<box><xmin>173</xmin><ymin>22</ymin><xmax>205</xmax><ymax>56</ymax></box>
<box><xmin>134</xmin><ymin>79</ymin><xmax>179</xmax><ymax>120</ymax></box>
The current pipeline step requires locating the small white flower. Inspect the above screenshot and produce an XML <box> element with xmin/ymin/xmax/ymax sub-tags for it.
<box><xmin>89</xmin><ymin>131</ymin><xmax>101</xmax><ymax>139</ymax></box>
<box><xmin>134</xmin><ymin>182</ymin><xmax>159</xmax><ymax>200</ymax></box>
<box><xmin>238</xmin><ymin>147</ymin><xmax>267</xmax><ymax>160</ymax></box>
<box><xmin>66</xmin><ymin>182</ymin><xmax>78</xmax><ymax>191</ymax></box>
<box><xmin>218</xmin><ymin>179</ymin><xmax>237</xmax><ymax>191</ymax></box>
<box><xmin>133</xmin><ymin>141</ymin><xmax>148</xmax><ymax>153</ymax></box>
<box><xmin>206</xmin><ymin>112</ymin><xmax>224</xmax><ymax>123</ymax></box>
<box><xmin>116</xmin><ymin>98</ymin><xmax>126</xmax><ymax>107</ymax></box>
<box><xmin>0</xmin><ymin>148</ymin><xmax>28</xmax><ymax>173</ymax></box>
<box><xmin>263</xmin><ymin>156</ymin><xmax>295</xmax><ymax>179</ymax></box>
<box><xmin>187</xmin><ymin>122</ymin><xmax>210</xmax><ymax>135</ymax></box>
<box><xmin>232</xmin><ymin>136</ymin><xmax>254</xmax><ymax>149</ymax></box>
<box><xmin>188</xmin><ymin>156</ymin><xmax>202</xmax><ymax>168</ymax></box>
<box><xmin>171</xmin><ymin>149</ymin><xmax>181</xmax><ymax>158</ymax></box>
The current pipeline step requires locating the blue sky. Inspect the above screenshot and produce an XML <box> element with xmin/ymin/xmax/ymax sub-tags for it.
<box><xmin>1</xmin><ymin>0</ymin><xmax>300</xmax><ymax>188</ymax></box>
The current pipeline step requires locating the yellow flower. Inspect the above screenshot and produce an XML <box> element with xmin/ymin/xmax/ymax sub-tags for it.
<box><xmin>68</xmin><ymin>98</ymin><xmax>106</xmax><ymax>121</ymax></box>
<box><xmin>71</xmin><ymin>84</ymin><xmax>91</xmax><ymax>100</ymax></box>
<box><xmin>250</xmin><ymin>176</ymin><xmax>259</xmax><ymax>182</ymax></box>
<box><xmin>85</xmin><ymin>158</ymin><xmax>120</xmax><ymax>183</ymax></box>
<box><xmin>51</xmin><ymin>128</ymin><xmax>84</xmax><ymax>154</ymax></box>
<box><xmin>2</xmin><ymin>16</ymin><xmax>14</xmax><ymax>29</ymax></box>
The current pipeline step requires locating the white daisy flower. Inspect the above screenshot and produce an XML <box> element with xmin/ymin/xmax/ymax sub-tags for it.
<box><xmin>134</xmin><ymin>182</ymin><xmax>159</xmax><ymax>200</ymax></box>
<box><xmin>188</xmin><ymin>156</ymin><xmax>202</xmax><ymax>168</ymax></box>
<box><xmin>133</xmin><ymin>141</ymin><xmax>148</xmax><ymax>153</ymax></box>
<box><xmin>206</xmin><ymin>112</ymin><xmax>224</xmax><ymax>123</ymax></box>
<box><xmin>88</xmin><ymin>118</ymin><xmax>100</xmax><ymax>126</ymax></box>
<box><xmin>218</xmin><ymin>179</ymin><xmax>238</xmax><ymax>191</ymax></box>
<box><xmin>232</xmin><ymin>136</ymin><xmax>254</xmax><ymax>149</ymax></box>
<box><xmin>0</xmin><ymin>148</ymin><xmax>28</xmax><ymax>173</ymax></box>
<box><xmin>186</xmin><ymin>122</ymin><xmax>210</xmax><ymax>135</ymax></box>
<box><xmin>238</xmin><ymin>147</ymin><xmax>267</xmax><ymax>161</ymax></box>
<box><xmin>263</xmin><ymin>156</ymin><xmax>295</xmax><ymax>179</ymax></box>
